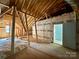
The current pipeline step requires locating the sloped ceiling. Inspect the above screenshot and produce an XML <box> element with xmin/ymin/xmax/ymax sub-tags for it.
<box><xmin>0</xmin><ymin>0</ymin><xmax>74</xmax><ymax>30</ymax></box>
<box><xmin>0</xmin><ymin>0</ymin><xmax>10</xmax><ymax>13</ymax></box>
<box><xmin>0</xmin><ymin>0</ymin><xmax>73</xmax><ymax>18</ymax></box>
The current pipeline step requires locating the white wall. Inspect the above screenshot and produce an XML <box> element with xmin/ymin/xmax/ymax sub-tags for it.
<box><xmin>32</xmin><ymin>12</ymin><xmax>76</xmax><ymax>43</ymax></box>
<box><xmin>32</xmin><ymin>19</ymin><xmax>53</xmax><ymax>43</ymax></box>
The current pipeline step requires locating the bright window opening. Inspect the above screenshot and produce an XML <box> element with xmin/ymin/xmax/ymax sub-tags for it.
<box><xmin>6</xmin><ymin>25</ymin><xmax>10</xmax><ymax>33</ymax></box>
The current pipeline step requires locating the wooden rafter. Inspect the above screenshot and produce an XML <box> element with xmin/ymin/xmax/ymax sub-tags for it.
<box><xmin>38</xmin><ymin>0</ymin><xmax>57</xmax><ymax>18</ymax></box>
<box><xmin>0</xmin><ymin>2</ymin><xmax>9</xmax><ymax>8</ymax></box>
<box><xmin>0</xmin><ymin>8</ymin><xmax>12</xmax><ymax>17</ymax></box>
<box><xmin>0</xmin><ymin>0</ymin><xmax>73</xmax><ymax>32</ymax></box>
<box><xmin>28</xmin><ymin>18</ymin><xmax>34</xmax><ymax>28</ymax></box>
<box><xmin>27</xmin><ymin>16</ymin><xmax>34</xmax><ymax>24</ymax></box>
<box><xmin>21</xmin><ymin>0</ymin><xmax>26</xmax><ymax>10</ymax></box>
<box><xmin>18</xmin><ymin>12</ymin><xmax>27</xmax><ymax>32</ymax></box>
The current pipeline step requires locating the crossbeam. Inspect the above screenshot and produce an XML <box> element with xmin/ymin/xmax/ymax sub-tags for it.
<box><xmin>0</xmin><ymin>2</ymin><xmax>9</xmax><ymax>8</ymax></box>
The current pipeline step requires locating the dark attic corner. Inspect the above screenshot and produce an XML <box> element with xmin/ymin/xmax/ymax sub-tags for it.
<box><xmin>0</xmin><ymin>0</ymin><xmax>79</xmax><ymax>59</ymax></box>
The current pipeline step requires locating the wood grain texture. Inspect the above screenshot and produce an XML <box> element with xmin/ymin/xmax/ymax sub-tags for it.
<box><xmin>6</xmin><ymin>47</ymin><xmax>60</xmax><ymax>59</ymax></box>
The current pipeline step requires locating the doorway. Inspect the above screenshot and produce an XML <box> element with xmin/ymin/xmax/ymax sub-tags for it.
<box><xmin>54</xmin><ymin>24</ymin><xmax>63</xmax><ymax>45</ymax></box>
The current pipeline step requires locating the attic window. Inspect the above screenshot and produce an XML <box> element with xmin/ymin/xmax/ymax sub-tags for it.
<box><xmin>6</xmin><ymin>25</ymin><xmax>10</xmax><ymax>33</ymax></box>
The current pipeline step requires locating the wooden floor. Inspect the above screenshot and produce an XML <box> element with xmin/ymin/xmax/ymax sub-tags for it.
<box><xmin>6</xmin><ymin>47</ymin><xmax>60</xmax><ymax>59</ymax></box>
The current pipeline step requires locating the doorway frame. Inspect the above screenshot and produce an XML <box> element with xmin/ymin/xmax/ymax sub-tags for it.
<box><xmin>53</xmin><ymin>23</ymin><xmax>63</xmax><ymax>45</ymax></box>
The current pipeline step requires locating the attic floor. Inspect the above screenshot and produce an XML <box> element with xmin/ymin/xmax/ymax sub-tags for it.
<box><xmin>6</xmin><ymin>47</ymin><xmax>59</xmax><ymax>59</ymax></box>
<box><xmin>5</xmin><ymin>35</ymin><xmax>78</xmax><ymax>59</ymax></box>
<box><xmin>30</xmin><ymin>42</ymin><xmax>78</xmax><ymax>59</ymax></box>
<box><xmin>6</xmin><ymin>42</ymin><xmax>78</xmax><ymax>59</ymax></box>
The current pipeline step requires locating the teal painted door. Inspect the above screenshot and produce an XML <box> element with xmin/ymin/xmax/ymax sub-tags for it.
<box><xmin>54</xmin><ymin>24</ymin><xmax>63</xmax><ymax>45</ymax></box>
<box><xmin>63</xmin><ymin>21</ymin><xmax>76</xmax><ymax>49</ymax></box>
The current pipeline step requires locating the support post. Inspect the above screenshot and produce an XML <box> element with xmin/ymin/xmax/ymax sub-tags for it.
<box><xmin>34</xmin><ymin>19</ymin><xmax>38</xmax><ymax>42</ymax></box>
<box><xmin>11</xmin><ymin>6</ymin><xmax>16</xmax><ymax>55</ymax></box>
<box><xmin>9</xmin><ymin>20</ymin><xmax>11</xmax><ymax>38</ymax></box>
<box><xmin>18</xmin><ymin>12</ymin><xmax>27</xmax><ymax>32</ymax></box>
<box><xmin>25</xmin><ymin>13</ymin><xmax>30</xmax><ymax>46</ymax></box>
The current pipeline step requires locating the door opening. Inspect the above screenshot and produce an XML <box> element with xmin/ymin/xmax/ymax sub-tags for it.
<box><xmin>54</xmin><ymin>24</ymin><xmax>63</xmax><ymax>45</ymax></box>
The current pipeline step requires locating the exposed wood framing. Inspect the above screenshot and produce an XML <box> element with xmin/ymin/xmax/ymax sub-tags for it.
<box><xmin>28</xmin><ymin>20</ymin><xmax>34</xmax><ymax>27</ymax></box>
<box><xmin>19</xmin><ymin>10</ymin><xmax>36</xmax><ymax>18</ymax></box>
<box><xmin>0</xmin><ymin>0</ymin><xmax>73</xmax><ymax>41</ymax></box>
<box><xmin>21</xmin><ymin>0</ymin><xmax>26</xmax><ymax>10</ymax></box>
<box><xmin>11</xmin><ymin>6</ymin><xmax>16</xmax><ymax>55</ymax></box>
<box><xmin>28</xmin><ymin>17</ymin><xmax>34</xmax><ymax>26</ymax></box>
<box><xmin>34</xmin><ymin>18</ymin><xmax>38</xmax><ymax>42</ymax></box>
<box><xmin>0</xmin><ymin>2</ymin><xmax>9</xmax><ymax>8</ymax></box>
<box><xmin>25</xmin><ymin>13</ymin><xmax>30</xmax><ymax>45</ymax></box>
<box><xmin>28</xmin><ymin>19</ymin><xmax>34</xmax><ymax>29</ymax></box>
<box><xmin>38</xmin><ymin>0</ymin><xmax>56</xmax><ymax>18</ymax></box>
<box><xmin>18</xmin><ymin>12</ymin><xmax>27</xmax><ymax>32</ymax></box>
<box><xmin>0</xmin><ymin>8</ymin><xmax>12</xmax><ymax>17</ymax></box>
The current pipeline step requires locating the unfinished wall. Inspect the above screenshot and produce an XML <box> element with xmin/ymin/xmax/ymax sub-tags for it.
<box><xmin>32</xmin><ymin>12</ymin><xmax>76</xmax><ymax>44</ymax></box>
<box><xmin>32</xmin><ymin>19</ymin><xmax>53</xmax><ymax>43</ymax></box>
<box><xmin>53</xmin><ymin>12</ymin><xmax>76</xmax><ymax>49</ymax></box>
<box><xmin>0</xmin><ymin>18</ymin><xmax>11</xmax><ymax>38</ymax></box>
<box><xmin>0</xmin><ymin>15</ymin><xmax>23</xmax><ymax>38</ymax></box>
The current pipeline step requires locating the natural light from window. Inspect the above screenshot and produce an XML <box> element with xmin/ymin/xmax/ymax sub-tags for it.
<box><xmin>6</xmin><ymin>25</ymin><xmax>10</xmax><ymax>33</ymax></box>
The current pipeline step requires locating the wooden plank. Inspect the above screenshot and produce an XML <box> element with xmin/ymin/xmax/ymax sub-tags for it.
<box><xmin>21</xmin><ymin>0</ymin><xmax>26</xmax><ymax>11</ymax></box>
<box><xmin>26</xmin><ymin>0</ymin><xmax>33</xmax><ymax>11</ymax></box>
<box><xmin>6</xmin><ymin>47</ymin><xmax>59</xmax><ymax>59</ymax></box>
<box><xmin>38</xmin><ymin>0</ymin><xmax>57</xmax><ymax>18</ymax></box>
<box><xmin>27</xmin><ymin>16</ymin><xmax>34</xmax><ymax>25</ymax></box>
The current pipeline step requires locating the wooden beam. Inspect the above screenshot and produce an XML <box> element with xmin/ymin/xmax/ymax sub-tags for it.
<box><xmin>26</xmin><ymin>0</ymin><xmax>33</xmax><ymax>10</ymax></box>
<box><xmin>0</xmin><ymin>8</ymin><xmax>12</xmax><ymax>17</ymax></box>
<box><xmin>0</xmin><ymin>2</ymin><xmax>9</xmax><ymax>8</ymax></box>
<box><xmin>34</xmin><ymin>18</ymin><xmax>38</xmax><ymax>42</ymax></box>
<box><xmin>18</xmin><ymin>12</ymin><xmax>27</xmax><ymax>32</ymax></box>
<box><xmin>27</xmin><ymin>16</ymin><xmax>34</xmax><ymax>25</ymax></box>
<box><xmin>19</xmin><ymin>10</ymin><xmax>37</xmax><ymax>18</ymax></box>
<box><xmin>25</xmin><ymin>13</ymin><xmax>30</xmax><ymax>46</ymax></box>
<box><xmin>21</xmin><ymin>0</ymin><xmax>26</xmax><ymax>10</ymax></box>
<box><xmin>37</xmin><ymin>0</ymin><xmax>57</xmax><ymax>18</ymax></box>
<box><xmin>28</xmin><ymin>19</ymin><xmax>34</xmax><ymax>28</ymax></box>
<box><xmin>6</xmin><ymin>13</ymin><xmax>18</xmax><ymax>17</ymax></box>
<box><xmin>11</xmin><ymin>6</ymin><xmax>15</xmax><ymax>55</ymax></box>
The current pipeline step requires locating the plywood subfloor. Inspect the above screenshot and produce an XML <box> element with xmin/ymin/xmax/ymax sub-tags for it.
<box><xmin>6</xmin><ymin>47</ymin><xmax>60</xmax><ymax>59</ymax></box>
